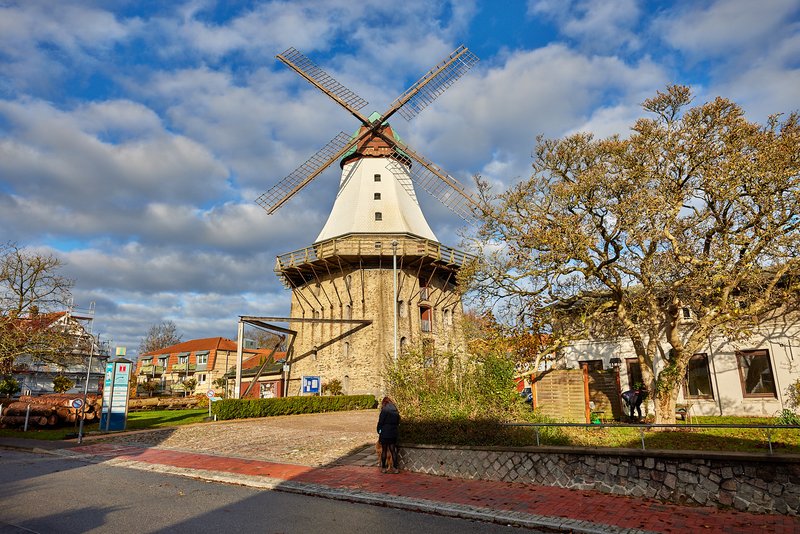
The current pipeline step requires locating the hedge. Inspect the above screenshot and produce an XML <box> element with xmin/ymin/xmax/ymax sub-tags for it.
<box><xmin>399</xmin><ymin>417</ymin><xmax>569</xmax><ymax>447</ymax></box>
<box><xmin>211</xmin><ymin>394</ymin><xmax>377</xmax><ymax>420</ymax></box>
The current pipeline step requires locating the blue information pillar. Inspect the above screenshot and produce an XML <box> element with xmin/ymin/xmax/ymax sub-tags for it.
<box><xmin>100</xmin><ymin>350</ymin><xmax>132</xmax><ymax>431</ymax></box>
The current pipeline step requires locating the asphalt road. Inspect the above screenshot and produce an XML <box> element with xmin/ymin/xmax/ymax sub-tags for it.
<box><xmin>0</xmin><ymin>449</ymin><xmax>539</xmax><ymax>534</ymax></box>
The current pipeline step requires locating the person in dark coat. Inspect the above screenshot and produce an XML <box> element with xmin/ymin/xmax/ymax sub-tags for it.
<box><xmin>377</xmin><ymin>396</ymin><xmax>400</xmax><ymax>473</ymax></box>
<box><xmin>622</xmin><ymin>387</ymin><xmax>646</xmax><ymax>421</ymax></box>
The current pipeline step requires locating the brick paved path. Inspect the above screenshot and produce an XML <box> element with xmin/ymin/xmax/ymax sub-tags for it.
<box><xmin>62</xmin><ymin>442</ymin><xmax>800</xmax><ymax>534</ymax></box>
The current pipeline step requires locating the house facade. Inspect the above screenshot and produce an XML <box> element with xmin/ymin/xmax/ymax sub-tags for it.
<box><xmin>136</xmin><ymin>337</ymin><xmax>276</xmax><ymax>396</ymax></box>
<box><xmin>11</xmin><ymin>310</ymin><xmax>110</xmax><ymax>395</ymax></box>
<box><xmin>560</xmin><ymin>312</ymin><xmax>800</xmax><ymax>417</ymax></box>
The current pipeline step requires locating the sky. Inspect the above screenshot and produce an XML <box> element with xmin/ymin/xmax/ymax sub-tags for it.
<box><xmin>1</xmin><ymin>0</ymin><xmax>798</xmax><ymax>357</ymax></box>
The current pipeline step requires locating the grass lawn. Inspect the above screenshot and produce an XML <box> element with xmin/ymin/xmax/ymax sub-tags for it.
<box><xmin>0</xmin><ymin>408</ymin><xmax>209</xmax><ymax>441</ymax></box>
<box><xmin>539</xmin><ymin>415</ymin><xmax>800</xmax><ymax>454</ymax></box>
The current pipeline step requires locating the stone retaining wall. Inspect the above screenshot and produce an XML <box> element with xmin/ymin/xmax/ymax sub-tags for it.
<box><xmin>398</xmin><ymin>444</ymin><xmax>800</xmax><ymax>515</ymax></box>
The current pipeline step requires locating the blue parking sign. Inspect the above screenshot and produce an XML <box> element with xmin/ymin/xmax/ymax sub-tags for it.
<box><xmin>302</xmin><ymin>376</ymin><xmax>320</xmax><ymax>394</ymax></box>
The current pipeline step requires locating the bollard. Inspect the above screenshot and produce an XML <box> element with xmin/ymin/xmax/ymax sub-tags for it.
<box><xmin>24</xmin><ymin>403</ymin><xmax>31</xmax><ymax>432</ymax></box>
<box><xmin>640</xmin><ymin>426</ymin><xmax>646</xmax><ymax>450</ymax></box>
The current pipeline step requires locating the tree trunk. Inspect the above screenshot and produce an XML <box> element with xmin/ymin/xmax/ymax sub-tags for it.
<box><xmin>653</xmin><ymin>387</ymin><xmax>678</xmax><ymax>424</ymax></box>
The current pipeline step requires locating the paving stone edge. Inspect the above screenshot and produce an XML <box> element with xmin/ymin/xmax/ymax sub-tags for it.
<box><xmin>49</xmin><ymin>448</ymin><xmax>655</xmax><ymax>534</ymax></box>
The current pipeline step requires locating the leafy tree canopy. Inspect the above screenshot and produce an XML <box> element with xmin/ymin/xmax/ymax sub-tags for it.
<box><xmin>467</xmin><ymin>86</ymin><xmax>800</xmax><ymax>422</ymax></box>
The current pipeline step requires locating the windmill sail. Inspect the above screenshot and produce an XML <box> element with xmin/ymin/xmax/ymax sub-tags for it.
<box><xmin>387</xmin><ymin>45</ymin><xmax>479</xmax><ymax>122</ymax></box>
<box><xmin>256</xmin><ymin>132</ymin><xmax>354</xmax><ymax>214</ymax></box>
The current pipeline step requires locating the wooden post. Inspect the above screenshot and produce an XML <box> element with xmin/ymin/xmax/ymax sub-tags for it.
<box><xmin>582</xmin><ymin>364</ymin><xmax>590</xmax><ymax>424</ymax></box>
<box><xmin>614</xmin><ymin>366</ymin><xmax>623</xmax><ymax>420</ymax></box>
<box><xmin>531</xmin><ymin>375</ymin><xmax>538</xmax><ymax>410</ymax></box>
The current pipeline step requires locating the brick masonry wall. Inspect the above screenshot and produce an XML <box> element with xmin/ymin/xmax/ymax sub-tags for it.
<box><xmin>287</xmin><ymin>266</ymin><xmax>465</xmax><ymax>397</ymax></box>
<box><xmin>397</xmin><ymin>444</ymin><xmax>800</xmax><ymax>515</ymax></box>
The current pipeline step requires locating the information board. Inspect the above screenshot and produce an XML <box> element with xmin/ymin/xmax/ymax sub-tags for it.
<box><xmin>100</xmin><ymin>358</ymin><xmax>131</xmax><ymax>431</ymax></box>
<box><xmin>302</xmin><ymin>376</ymin><xmax>320</xmax><ymax>394</ymax></box>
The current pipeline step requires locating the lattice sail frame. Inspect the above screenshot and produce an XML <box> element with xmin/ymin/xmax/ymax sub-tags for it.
<box><xmin>390</xmin><ymin>45</ymin><xmax>479</xmax><ymax>121</ymax></box>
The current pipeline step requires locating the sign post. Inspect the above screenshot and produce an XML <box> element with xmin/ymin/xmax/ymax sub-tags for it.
<box><xmin>100</xmin><ymin>349</ymin><xmax>132</xmax><ymax>431</ymax></box>
<box><xmin>206</xmin><ymin>389</ymin><xmax>214</xmax><ymax>418</ymax></box>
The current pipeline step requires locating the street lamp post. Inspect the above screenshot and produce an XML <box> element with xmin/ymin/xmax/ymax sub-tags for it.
<box><xmin>391</xmin><ymin>240</ymin><xmax>399</xmax><ymax>363</ymax></box>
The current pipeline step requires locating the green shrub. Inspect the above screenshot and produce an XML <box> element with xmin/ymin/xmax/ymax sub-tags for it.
<box><xmin>777</xmin><ymin>408</ymin><xmax>800</xmax><ymax>426</ymax></box>
<box><xmin>400</xmin><ymin>414</ymin><xmax>568</xmax><ymax>447</ymax></box>
<box><xmin>211</xmin><ymin>394</ymin><xmax>376</xmax><ymax>420</ymax></box>
<box><xmin>384</xmin><ymin>348</ymin><xmax>529</xmax><ymax>421</ymax></box>
<box><xmin>322</xmin><ymin>378</ymin><xmax>343</xmax><ymax>396</ymax></box>
<box><xmin>0</xmin><ymin>377</ymin><xmax>20</xmax><ymax>397</ymax></box>
<box><xmin>52</xmin><ymin>375</ymin><xmax>74</xmax><ymax>393</ymax></box>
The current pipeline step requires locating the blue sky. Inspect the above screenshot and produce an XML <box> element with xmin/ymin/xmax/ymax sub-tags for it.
<box><xmin>1</xmin><ymin>0</ymin><xmax>798</xmax><ymax>356</ymax></box>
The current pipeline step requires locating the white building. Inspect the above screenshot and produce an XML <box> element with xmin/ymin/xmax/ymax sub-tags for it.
<box><xmin>561</xmin><ymin>311</ymin><xmax>800</xmax><ymax>417</ymax></box>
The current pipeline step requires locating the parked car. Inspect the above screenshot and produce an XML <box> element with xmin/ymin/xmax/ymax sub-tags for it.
<box><xmin>520</xmin><ymin>387</ymin><xmax>533</xmax><ymax>404</ymax></box>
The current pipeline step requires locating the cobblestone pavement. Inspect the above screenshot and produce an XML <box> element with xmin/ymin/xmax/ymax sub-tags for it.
<box><xmin>96</xmin><ymin>410</ymin><xmax>380</xmax><ymax>466</ymax></box>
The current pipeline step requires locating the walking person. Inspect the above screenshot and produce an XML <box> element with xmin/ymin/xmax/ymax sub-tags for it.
<box><xmin>377</xmin><ymin>396</ymin><xmax>400</xmax><ymax>474</ymax></box>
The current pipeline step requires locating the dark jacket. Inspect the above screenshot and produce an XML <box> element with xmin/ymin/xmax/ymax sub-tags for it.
<box><xmin>622</xmin><ymin>389</ymin><xmax>644</xmax><ymax>406</ymax></box>
<box><xmin>377</xmin><ymin>403</ymin><xmax>400</xmax><ymax>442</ymax></box>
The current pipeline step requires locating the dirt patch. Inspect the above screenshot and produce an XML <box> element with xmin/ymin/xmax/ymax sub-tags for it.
<box><xmin>104</xmin><ymin>410</ymin><xmax>379</xmax><ymax>467</ymax></box>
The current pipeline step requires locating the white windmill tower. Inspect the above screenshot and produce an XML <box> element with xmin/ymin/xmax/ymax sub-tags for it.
<box><xmin>255</xmin><ymin>46</ymin><xmax>479</xmax><ymax>397</ymax></box>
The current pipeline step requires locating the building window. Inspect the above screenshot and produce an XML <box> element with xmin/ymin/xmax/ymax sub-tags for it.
<box><xmin>374</xmin><ymin>174</ymin><xmax>381</xmax><ymax>182</ymax></box>
<box><xmin>419</xmin><ymin>286</ymin><xmax>430</xmax><ymax>300</ymax></box>
<box><xmin>344</xmin><ymin>304</ymin><xmax>352</xmax><ymax>320</ymax></box>
<box><xmin>179</xmin><ymin>355</ymin><xmax>188</xmax><ymax>365</ymax></box>
<box><xmin>736</xmin><ymin>349</ymin><xmax>777</xmax><ymax>398</ymax></box>
<box><xmin>684</xmin><ymin>353</ymin><xmax>714</xmax><ymax>399</ymax></box>
<box><xmin>443</xmin><ymin>308</ymin><xmax>452</xmax><ymax>327</ymax></box>
<box><xmin>682</xmin><ymin>307</ymin><xmax>692</xmax><ymax>319</ymax></box>
<box><xmin>374</xmin><ymin>192</ymin><xmax>381</xmax><ymax>200</ymax></box>
<box><xmin>197</xmin><ymin>373</ymin><xmax>207</xmax><ymax>384</ymax></box>
<box><xmin>158</xmin><ymin>357</ymin><xmax>167</xmax><ymax>368</ymax></box>
<box><xmin>375</xmin><ymin>212</ymin><xmax>382</xmax><ymax>221</ymax></box>
<box><xmin>400</xmin><ymin>337</ymin><xmax>407</xmax><ymax>354</ymax></box>
<box><xmin>196</xmin><ymin>354</ymin><xmax>208</xmax><ymax>366</ymax></box>
<box><xmin>343</xmin><ymin>341</ymin><xmax>350</xmax><ymax>359</ymax></box>
<box><xmin>625</xmin><ymin>358</ymin><xmax>643</xmax><ymax>389</ymax></box>
<box><xmin>420</xmin><ymin>306</ymin><xmax>432</xmax><ymax>332</ymax></box>
<box><xmin>579</xmin><ymin>360</ymin><xmax>604</xmax><ymax>371</ymax></box>
<box><xmin>345</xmin><ymin>274</ymin><xmax>352</xmax><ymax>290</ymax></box>
<box><xmin>397</xmin><ymin>300</ymin><xmax>406</xmax><ymax>318</ymax></box>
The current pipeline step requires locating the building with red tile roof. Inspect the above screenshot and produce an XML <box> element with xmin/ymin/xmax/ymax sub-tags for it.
<box><xmin>135</xmin><ymin>337</ymin><xmax>286</xmax><ymax>397</ymax></box>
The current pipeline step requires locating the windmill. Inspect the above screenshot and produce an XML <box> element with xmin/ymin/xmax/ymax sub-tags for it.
<box><xmin>246</xmin><ymin>46</ymin><xmax>479</xmax><ymax>399</ymax></box>
<box><xmin>256</xmin><ymin>45</ymin><xmax>479</xmax><ymax>226</ymax></box>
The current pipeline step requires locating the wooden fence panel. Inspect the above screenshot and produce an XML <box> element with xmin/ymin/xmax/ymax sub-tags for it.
<box><xmin>532</xmin><ymin>369</ymin><xmax>622</xmax><ymax>422</ymax></box>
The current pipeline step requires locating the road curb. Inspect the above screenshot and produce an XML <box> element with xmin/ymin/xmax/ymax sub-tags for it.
<box><xmin>49</xmin><ymin>449</ymin><xmax>655</xmax><ymax>534</ymax></box>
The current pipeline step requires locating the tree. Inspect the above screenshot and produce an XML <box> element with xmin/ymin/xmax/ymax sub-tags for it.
<box><xmin>52</xmin><ymin>374</ymin><xmax>75</xmax><ymax>393</ymax></box>
<box><xmin>0</xmin><ymin>243</ymin><xmax>76</xmax><ymax>373</ymax></box>
<box><xmin>468</xmin><ymin>86</ymin><xmax>800</xmax><ymax>423</ymax></box>
<box><xmin>140</xmin><ymin>380</ymin><xmax>159</xmax><ymax>397</ymax></box>
<box><xmin>0</xmin><ymin>376</ymin><xmax>20</xmax><ymax>397</ymax></box>
<box><xmin>138</xmin><ymin>320</ymin><xmax>183</xmax><ymax>356</ymax></box>
<box><xmin>182</xmin><ymin>378</ymin><xmax>197</xmax><ymax>396</ymax></box>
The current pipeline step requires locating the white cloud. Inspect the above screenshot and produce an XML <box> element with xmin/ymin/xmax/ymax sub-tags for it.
<box><xmin>0</xmin><ymin>98</ymin><xmax>230</xmax><ymax>212</ymax></box>
<box><xmin>656</xmin><ymin>0</ymin><xmax>799</xmax><ymax>58</ymax></box>
<box><xmin>529</xmin><ymin>0</ymin><xmax>642</xmax><ymax>52</ymax></box>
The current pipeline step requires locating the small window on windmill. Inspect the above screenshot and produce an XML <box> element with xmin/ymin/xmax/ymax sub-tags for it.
<box><xmin>374</xmin><ymin>192</ymin><xmax>381</xmax><ymax>200</ymax></box>
<box><xmin>374</xmin><ymin>174</ymin><xmax>381</xmax><ymax>182</ymax></box>
<box><xmin>375</xmin><ymin>212</ymin><xmax>383</xmax><ymax>221</ymax></box>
